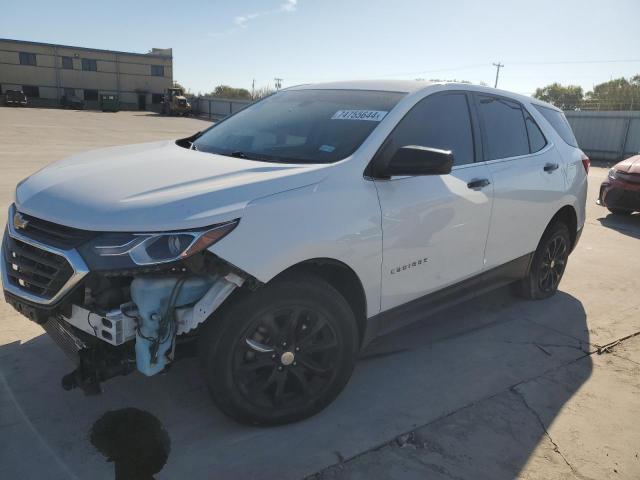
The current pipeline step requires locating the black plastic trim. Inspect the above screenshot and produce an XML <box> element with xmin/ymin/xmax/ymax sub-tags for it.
<box><xmin>361</xmin><ymin>253</ymin><xmax>534</xmax><ymax>347</ymax></box>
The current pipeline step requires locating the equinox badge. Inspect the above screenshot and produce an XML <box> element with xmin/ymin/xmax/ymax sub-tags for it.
<box><xmin>391</xmin><ymin>257</ymin><xmax>429</xmax><ymax>274</ymax></box>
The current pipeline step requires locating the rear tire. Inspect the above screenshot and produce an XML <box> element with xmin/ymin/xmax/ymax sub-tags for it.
<box><xmin>198</xmin><ymin>273</ymin><xmax>359</xmax><ymax>425</ymax></box>
<box><xmin>517</xmin><ymin>222</ymin><xmax>571</xmax><ymax>300</ymax></box>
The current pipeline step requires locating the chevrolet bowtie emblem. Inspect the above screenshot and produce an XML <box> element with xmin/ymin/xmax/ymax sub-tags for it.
<box><xmin>13</xmin><ymin>212</ymin><xmax>29</xmax><ymax>230</ymax></box>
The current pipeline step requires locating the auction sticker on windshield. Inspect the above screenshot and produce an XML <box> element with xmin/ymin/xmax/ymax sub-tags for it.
<box><xmin>331</xmin><ymin>110</ymin><xmax>388</xmax><ymax>121</ymax></box>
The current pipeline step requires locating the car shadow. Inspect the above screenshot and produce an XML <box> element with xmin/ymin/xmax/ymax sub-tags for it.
<box><xmin>597</xmin><ymin>212</ymin><xmax>640</xmax><ymax>239</ymax></box>
<box><xmin>0</xmin><ymin>287</ymin><xmax>591</xmax><ymax>480</ymax></box>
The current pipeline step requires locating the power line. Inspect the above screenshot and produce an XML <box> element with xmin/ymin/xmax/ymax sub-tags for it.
<box><xmin>377</xmin><ymin>63</ymin><xmax>488</xmax><ymax>79</ymax></box>
<box><xmin>349</xmin><ymin>59</ymin><xmax>640</xmax><ymax>81</ymax></box>
<box><xmin>284</xmin><ymin>58</ymin><xmax>640</xmax><ymax>89</ymax></box>
<box><xmin>508</xmin><ymin>59</ymin><xmax>640</xmax><ymax>65</ymax></box>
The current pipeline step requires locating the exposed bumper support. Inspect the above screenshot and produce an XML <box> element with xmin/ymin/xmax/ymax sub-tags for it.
<box><xmin>175</xmin><ymin>272</ymin><xmax>244</xmax><ymax>334</ymax></box>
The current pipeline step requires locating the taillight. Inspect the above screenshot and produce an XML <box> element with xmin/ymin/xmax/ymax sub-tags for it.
<box><xmin>581</xmin><ymin>154</ymin><xmax>590</xmax><ymax>174</ymax></box>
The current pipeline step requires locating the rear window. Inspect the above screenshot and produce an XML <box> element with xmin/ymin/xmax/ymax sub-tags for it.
<box><xmin>533</xmin><ymin>105</ymin><xmax>578</xmax><ymax>147</ymax></box>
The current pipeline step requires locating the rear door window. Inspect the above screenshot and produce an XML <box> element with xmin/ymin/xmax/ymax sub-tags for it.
<box><xmin>381</xmin><ymin>92</ymin><xmax>475</xmax><ymax>166</ymax></box>
<box><xmin>476</xmin><ymin>95</ymin><xmax>529</xmax><ymax>160</ymax></box>
<box><xmin>533</xmin><ymin>105</ymin><xmax>578</xmax><ymax>147</ymax></box>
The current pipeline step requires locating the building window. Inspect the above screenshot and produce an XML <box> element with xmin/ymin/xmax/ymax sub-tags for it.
<box><xmin>62</xmin><ymin>56</ymin><xmax>74</xmax><ymax>69</ymax></box>
<box><xmin>84</xmin><ymin>89</ymin><xmax>98</xmax><ymax>101</ymax></box>
<box><xmin>82</xmin><ymin>59</ymin><xmax>98</xmax><ymax>71</ymax></box>
<box><xmin>64</xmin><ymin>88</ymin><xmax>76</xmax><ymax>98</ymax></box>
<box><xmin>19</xmin><ymin>52</ymin><xmax>37</xmax><ymax>66</ymax></box>
<box><xmin>151</xmin><ymin>65</ymin><xmax>164</xmax><ymax>77</ymax></box>
<box><xmin>22</xmin><ymin>86</ymin><xmax>40</xmax><ymax>98</ymax></box>
<box><xmin>151</xmin><ymin>93</ymin><xmax>164</xmax><ymax>104</ymax></box>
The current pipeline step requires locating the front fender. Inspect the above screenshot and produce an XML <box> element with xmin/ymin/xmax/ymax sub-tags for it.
<box><xmin>209</xmin><ymin>175</ymin><xmax>383</xmax><ymax>317</ymax></box>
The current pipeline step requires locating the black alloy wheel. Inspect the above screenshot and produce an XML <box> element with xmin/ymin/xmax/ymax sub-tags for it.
<box><xmin>234</xmin><ymin>306</ymin><xmax>339</xmax><ymax>411</ymax></box>
<box><xmin>517</xmin><ymin>221</ymin><xmax>571</xmax><ymax>300</ymax></box>
<box><xmin>538</xmin><ymin>234</ymin><xmax>568</xmax><ymax>293</ymax></box>
<box><xmin>198</xmin><ymin>273</ymin><xmax>358</xmax><ymax>425</ymax></box>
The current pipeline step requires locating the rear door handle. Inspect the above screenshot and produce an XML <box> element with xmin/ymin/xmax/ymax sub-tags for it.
<box><xmin>467</xmin><ymin>178</ymin><xmax>491</xmax><ymax>189</ymax></box>
<box><xmin>544</xmin><ymin>163</ymin><xmax>559</xmax><ymax>172</ymax></box>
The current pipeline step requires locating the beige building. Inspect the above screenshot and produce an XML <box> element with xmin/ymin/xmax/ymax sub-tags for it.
<box><xmin>0</xmin><ymin>38</ymin><xmax>173</xmax><ymax>111</ymax></box>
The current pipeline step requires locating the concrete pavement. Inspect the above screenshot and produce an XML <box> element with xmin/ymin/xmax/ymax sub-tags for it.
<box><xmin>0</xmin><ymin>108</ymin><xmax>639</xmax><ymax>479</ymax></box>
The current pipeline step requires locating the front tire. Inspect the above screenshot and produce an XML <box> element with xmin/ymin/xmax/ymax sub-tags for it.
<box><xmin>198</xmin><ymin>273</ymin><xmax>359</xmax><ymax>425</ymax></box>
<box><xmin>518</xmin><ymin>222</ymin><xmax>571</xmax><ymax>300</ymax></box>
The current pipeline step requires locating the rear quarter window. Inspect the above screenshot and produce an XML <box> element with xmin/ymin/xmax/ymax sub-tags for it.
<box><xmin>524</xmin><ymin>113</ymin><xmax>547</xmax><ymax>153</ymax></box>
<box><xmin>533</xmin><ymin>105</ymin><xmax>578</xmax><ymax>147</ymax></box>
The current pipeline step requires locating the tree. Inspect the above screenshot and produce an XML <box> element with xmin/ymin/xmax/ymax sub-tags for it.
<box><xmin>584</xmin><ymin>76</ymin><xmax>640</xmax><ymax>110</ymax></box>
<box><xmin>172</xmin><ymin>81</ymin><xmax>191</xmax><ymax>95</ymax></box>
<box><xmin>207</xmin><ymin>85</ymin><xmax>252</xmax><ymax>100</ymax></box>
<box><xmin>533</xmin><ymin>83</ymin><xmax>584</xmax><ymax>109</ymax></box>
<box><xmin>252</xmin><ymin>85</ymin><xmax>275</xmax><ymax>99</ymax></box>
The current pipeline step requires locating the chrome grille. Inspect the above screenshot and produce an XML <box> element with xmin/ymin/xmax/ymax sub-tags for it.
<box><xmin>4</xmin><ymin>235</ymin><xmax>74</xmax><ymax>300</ymax></box>
<box><xmin>14</xmin><ymin>212</ymin><xmax>96</xmax><ymax>249</ymax></box>
<box><xmin>2</xmin><ymin>204</ymin><xmax>90</xmax><ymax>305</ymax></box>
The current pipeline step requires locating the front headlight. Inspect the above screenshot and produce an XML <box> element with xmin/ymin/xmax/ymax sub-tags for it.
<box><xmin>91</xmin><ymin>220</ymin><xmax>238</xmax><ymax>266</ymax></box>
<box><xmin>608</xmin><ymin>168</ymin><xmax>618</xmax><ymax>180</ymax></box>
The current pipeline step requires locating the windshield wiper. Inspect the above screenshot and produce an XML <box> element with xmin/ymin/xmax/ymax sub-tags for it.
<box><xmin>227</xmin><ymin>151</ymin><xmax>281</xmax><ymax>162</ymax></box>
<box><xmin>206</xmin><ymin>149</ymin><xmax>295</xmax><ymax>164</ymax></box>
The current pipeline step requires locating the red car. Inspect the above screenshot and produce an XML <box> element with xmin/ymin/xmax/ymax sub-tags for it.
<box><xmin>598</xmin><ymin>154</ymin><xmax>640</xmax><ymax>214</ymax></box>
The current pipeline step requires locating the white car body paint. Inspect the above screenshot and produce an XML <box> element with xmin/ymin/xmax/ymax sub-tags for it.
<box><xmin>10</xmin><ymin>80</ymin><xmax>587</xmax><ymax>324</ymax></box>
<box><xmin>15</xmin><ymin>140</ymin><xmax>331</xmax><ymax>231</ymax></box>
<box><xmin>374</xmin><ymin>162</ymin><xmax>494</xmax><ymax>310</ymax></box>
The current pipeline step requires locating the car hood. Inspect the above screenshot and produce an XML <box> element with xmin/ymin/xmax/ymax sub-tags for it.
<box><xmin>16</xmin><ymin>140</ymin><xmax>331</xmax><ymax>231</ymax></box>
<box><xmin>615</xmin><ymin>154</ymin><xmax>640</xmax><ymax>174</ymax></box>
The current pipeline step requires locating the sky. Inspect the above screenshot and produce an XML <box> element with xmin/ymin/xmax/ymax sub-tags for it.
<box><xmin>2</xmin><ymin>0</ymin><xmax>639</xmax><ymax>97</ymax></box>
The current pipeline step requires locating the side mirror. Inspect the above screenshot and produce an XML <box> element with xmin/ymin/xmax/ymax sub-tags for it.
<box><xmin>384</xmin><ymin>146</ymin><xmax>454</xmax><ymax>177</ymax></box>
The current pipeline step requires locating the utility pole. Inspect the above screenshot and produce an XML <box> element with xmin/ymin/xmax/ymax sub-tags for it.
<box><xmin>274</xmin><ymin>77</ymin><xmax>283</xmax><ymax>90</ymax></box>
<box><xmin>492</xmin><ymin>62</ymin><xmax>504</xmax><ymax>88</ymax></box>
<box><xmin>252</xmin><ymin>78</ymin><xmax>255</xmax><ymax>99</ymax></box>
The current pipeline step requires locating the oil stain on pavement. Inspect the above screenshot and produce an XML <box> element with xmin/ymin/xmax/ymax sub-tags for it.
<box><xmin>90</xmin><ymin>408</ymin><xmax>170</xmax><ymax>480</ymax></box>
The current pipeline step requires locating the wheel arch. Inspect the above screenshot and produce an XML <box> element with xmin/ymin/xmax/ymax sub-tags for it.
<box><xmin>272</xmin><ymin>258</ymin><xmax>368</xmax><ymax>346</ymax></box>
<box><xmin>546</xmin><ymin>204</ymin><xmax>578</xmax><ymax>251</ymax></box>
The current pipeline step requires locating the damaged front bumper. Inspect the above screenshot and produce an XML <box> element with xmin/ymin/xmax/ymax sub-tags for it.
<box><xmin>1</xmin><ymin>204</ymin><xmax>250</xmax><ymax>393</ymax></box>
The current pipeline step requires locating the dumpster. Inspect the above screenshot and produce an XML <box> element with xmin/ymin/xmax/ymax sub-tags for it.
<box><xmin>100</xmin><ymin>94</ymin><xmax>120</xmax><ymax>112</ymax></box>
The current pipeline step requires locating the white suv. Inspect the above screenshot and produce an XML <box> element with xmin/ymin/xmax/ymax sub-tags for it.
<box><xmin>2</xmin><ymin>81</ymin><xmax>588</xmax><ymax>425</ymax></box>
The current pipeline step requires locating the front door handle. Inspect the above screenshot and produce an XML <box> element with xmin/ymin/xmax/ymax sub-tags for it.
<box><xmin>544</xmin><ymin>163</ymin><xmax>559</xmax><ymax>172</ymax></box>
<box><xmin>467</xmin><ymin>178</ymin><xmax>491</xmax><ymax>189</ymax></box>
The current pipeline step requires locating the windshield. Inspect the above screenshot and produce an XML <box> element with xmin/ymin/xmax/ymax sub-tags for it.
<box><xmin>193</xmin><ymin>89</ymin><xmax>406</xmax><ymax>164</ymax></box>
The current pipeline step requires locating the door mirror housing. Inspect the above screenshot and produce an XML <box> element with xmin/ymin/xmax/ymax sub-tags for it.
<box><xmin>383</xmin><ymin>146</ymin><xmax>454</xmax><ymax>177</ymax></box>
